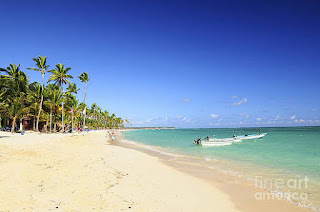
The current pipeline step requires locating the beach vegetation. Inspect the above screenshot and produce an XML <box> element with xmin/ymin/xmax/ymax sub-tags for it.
<box><xmin>0</xmin><ymin>58</ymin><xmax>125</xmax><ymax>133</ymax></box>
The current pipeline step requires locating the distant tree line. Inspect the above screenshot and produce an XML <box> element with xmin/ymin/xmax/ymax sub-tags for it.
<box><xmin>0</xmin><ymin>56</ymin><xmax>128</xmax><ymax>133</ymax></box>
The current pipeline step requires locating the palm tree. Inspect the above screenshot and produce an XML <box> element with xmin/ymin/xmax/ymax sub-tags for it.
<box><xmin>78</xmin><ymin>72</ymin><xmax>89</xmax><ymax>129</ymax></box>
<box><xmin>28</xmin><ymin>82</ymin><xmax>42</xmax><ymax>130</ymax></box>
<box><xmin>0</xmin><ymin>63</ymin><xmax>23</xmax><ymax>80</ymax></box>
<box><xmin>110</xmin><ymin>113</ymin><xmax>116</xmax><ymax>128</ymax></box>
<box><xmin>0</xmin><ymin>71</ymin><xmax>8</xmax><ymax>128</ymax></box>
<box><xmin>5</xmin><ymin>95</ymin><xmax>28</xmax><ymax>133</ymax></box>
<box><xmin>67</xmin><ymin>83</ymin><xmax>80</xmax><ymax>95</ymax></box>
<box><xmin>103</xmin><ymin>110</ymin><xmax>109</xmax><ymax>129</ymax></box>
<box><xmin>67</xmin><ymin>95</ymin><xmax>78</xmax><ymax>131</ymax></box>
<box><xmin>48</xmin><ymin>64</ymin><xmax>73</xmax><ymax>90</ymax></box>
<box><xmin>45</xmin><ymin>84</ymin><xmax>62</xmax><ymax>132</ymax></box>
<box><xmin>0</xmin><ymin>65</ymin><xmax>29</xmax><ymax>133</ymax></box>
<box><xmin>78</xmin><ymin>72</ymin><xmax>89</xmax><ymax>103</ymax></box>
<box><xmin>48</xmin><ymin>64</ymin><xmax>73</xmax><ymax>132</ymax></box>
<box><xmin>51</xmin><ymin>89</ymin><xmax>63</xmax><ymax>132</ymax></box>
<box><xmin>27</xmin><ymin>56</ymin><xmax>49</xmax><ymax>131</ymax></box>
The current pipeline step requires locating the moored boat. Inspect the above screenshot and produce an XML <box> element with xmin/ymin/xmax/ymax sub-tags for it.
<box><xmin>200</xmin><ymin>141</ymin><xmax>233</xmax><ymax>146</ymax></box>
<box><xmin>194</xmin><ymin>133</ymin><xmax>267</xmax><ymax>146</ymax></box>
<box><xmin>235</xmin><ymin>133</ymin><xmax>267</xmax><ymax>140</ymax></box>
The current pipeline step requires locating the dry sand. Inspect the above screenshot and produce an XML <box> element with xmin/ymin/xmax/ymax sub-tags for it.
<box><xmin>0</xmin><ymin>131</ymin><xmax>238</xmax><ymax>211</ymax></box>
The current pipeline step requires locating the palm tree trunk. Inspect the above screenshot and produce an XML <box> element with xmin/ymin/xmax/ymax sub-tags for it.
<box><xmin>36</xmin><ymin>73</ymin><xmax>44</xmax><ymax>132</ymax></box>
<box><xmin>33</xmin><ymin>113</ymin><xmax>36</xmax><ymax>130</ymax></box>
<box><xmin>82</xmin><ymin>82</ymin><xmax>87</xmax><ymax>131</ymax></box>
<box><xmin>11</xmin><ymin>116</ymin><xmax>16</xmax><ymax>134</ymax></box>
<box><xmin>83</xmin><ymin>82</ymin><xmax>87</xmax><ymax>103</ymax></box>
<box><xmin>72</xmin><ymin>108</ymin><xmax>74</xmax><ymax>132</ymax></box>
<box><xmin>44</xmin><ymin>119</ymin><xmax>49</xmax><ymax>133</ymax></box>
<box><xmin>50</xmin><ymin>106</ymin><xmax>52</xmax><ymax>133</ymax></box>
<box><xmin>53</xmin><ymin>112</ymin><xmax>57</xmax><ymax>132</ymax></box>
<box><xmin>83</xmin><ymin>112</ymin><xmax>86</xmax><ymax>130</ymax></box>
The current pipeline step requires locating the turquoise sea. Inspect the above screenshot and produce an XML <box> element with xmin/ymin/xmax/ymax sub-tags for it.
<box><xmin>123</xmin><ymin>127</ymin><xmax>320</xmax><ymax>211</ymax></box>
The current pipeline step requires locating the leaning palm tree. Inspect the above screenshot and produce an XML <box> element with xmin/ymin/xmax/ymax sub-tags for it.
<box><xmin>78</xmin><ymin>72</ymin><xmax>89</xmax><ymax>103</ymax></box>
<box><xmin>48</xmin><ymin>63</ymin><xmax>73</xmax><ymax>90</ymax></box>
<box><xmin>27</xmin><ymin>56</ymin><xmax>49</xmax><ymax>131</ymax></box>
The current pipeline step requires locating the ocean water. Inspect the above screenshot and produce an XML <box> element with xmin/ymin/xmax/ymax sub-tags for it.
<box><xmin>123</xmin><ymin>127</ymin><xmax>320</xmax><ymax>211</ymax></box>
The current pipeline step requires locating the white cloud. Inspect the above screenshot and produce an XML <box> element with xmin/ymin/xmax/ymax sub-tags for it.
<box><xmin>256</xmin><ymin>117</ymin><xmax>261</xmax><ymax>121</ymax></box>
<box><xmin>182</xmin><ymin>98</ymin><xmax>191</xmax><ymax>102</ymax></box>
<box><xmin>240</xmin><ymin>113</ymin><xmax>250</xmax><ymax>118</ymax></box>
<box><xmin>231</xmin><ymin>96</ymin><xmax>238</xmax><ymax>99</ymax></box>
<box><xmin>294</xmin><ymin>119</ymin><xmax>305</xmax><ymax>123</ymax></box>
<box><xmin>312</xmin><ymin>108</ymin><xmax>319</xmax><ymax>112</ymax></box>
<box><xmin>275</xmin><ymin>115</ymin><xmax>282</xmax><ymax>120</ymax></box>
<box><xmin>146</xmin><ymin>116</ymin><xmax>169</xmax><ymax>123</ymax></box>
<box><xmin>290</xmin><ymin>115</ymin><xmax>296</xmax><ymax>120</ymax></box>
<box><xmin>131</xmin><ymin>120</ymin><xmax>145</xmax><ymax>125</ymax></box>
<box><xmin>210</xmin><ymin>114</ymin><xmax>219</xmax><ymax>119</ymax></box>
<box><xmin>232</xmin><ymin>98</ymin><xmax>248</xmax><ymax>106</ymax></box>
<box><xmin>176</xmin><ymin>115</ymin><xmax>192</xmax><ymax>123</ymax></box>
<box><xmin>146</xmin><ymin>118</ymin><xmax>153</xmax><ymax>123</ymax></box>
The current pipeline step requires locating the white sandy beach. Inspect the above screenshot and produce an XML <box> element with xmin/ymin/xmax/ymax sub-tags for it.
<box><xmin>0</xmin><ymin>131</ymin><xmax>310</xmax><ymax>212</ymax></box>
<box><xmin>0</xmin><ymin>131</ymin><xmax>238</xmax><ymax>211</ymax></box>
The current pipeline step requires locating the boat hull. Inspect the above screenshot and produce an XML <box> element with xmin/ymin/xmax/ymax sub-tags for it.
<box><xmin>236</xmin><ymin>133</ymin><xmax>267</xmax><ymax>140</ymax></box>
<box><xmin>200</xmin><ymin>141</ymin><xmax>233</xmax><ymax>146</ymax></box>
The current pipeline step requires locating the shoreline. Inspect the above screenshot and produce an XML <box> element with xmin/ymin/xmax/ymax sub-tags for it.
<box><xmin>116</xmin><ymin>131</ymin><xmax>312</xmax><ymax>212</ymax></box>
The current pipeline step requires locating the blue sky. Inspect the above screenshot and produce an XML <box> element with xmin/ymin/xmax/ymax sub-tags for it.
<box><xmin>1</xmin><ymin>0</ymin><xmax>319</xmax><ymax>128</ymax></box>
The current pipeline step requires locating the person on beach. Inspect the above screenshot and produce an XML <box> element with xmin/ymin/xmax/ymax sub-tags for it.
<box><xmin>106</xmin><ymin>131</ymin><xmax>110</xmax><ymax>140</ymax></box>
<box><xmin>112</xmin><ymin>135</ymin><xmax>115</xmax><ymax>142</ymax></box>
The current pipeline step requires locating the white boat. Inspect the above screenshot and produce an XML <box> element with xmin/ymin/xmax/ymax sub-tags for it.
<box><xmin>235</xmin><ymin>133</ymin><xmax>267</xmax><ymax>140</ymax></box>
<box><xmin>194</xmin><ymin>133</ymin><xmax>267</xmax><ymax>146</ymax></box>
<box><xmin>207</xmin><ymin>137</ymin><xmax>235</xmax><ymax>142</ymax></box>
<box><xmin>200</xmin><ymin>140</ymin><xmax>233</xmax><ymax>146</ymax></box>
